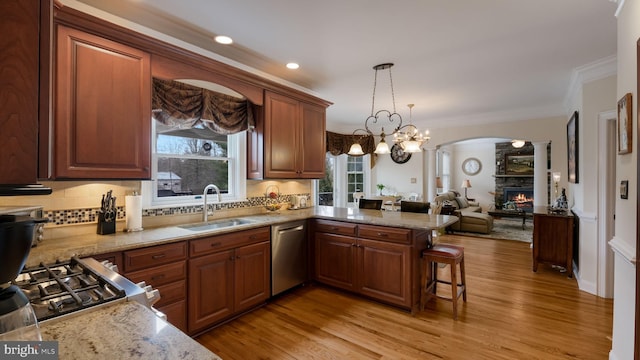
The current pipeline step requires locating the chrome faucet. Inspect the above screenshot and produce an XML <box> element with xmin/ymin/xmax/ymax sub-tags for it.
<box><xmin>203</xmin><ymin>184</ymin><xmax>221</xmax><ymax>222</ymax></box>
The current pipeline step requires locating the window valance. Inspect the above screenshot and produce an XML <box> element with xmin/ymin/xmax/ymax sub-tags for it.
<box><xmin>152</xmin><ymin>78</ymin><xmax>254</xmax><ymax>134</ymax></box>
<box><xmin>326</xmin><ymin>131</ymin><xmax>377</xmax><ymax>167</ymax></box>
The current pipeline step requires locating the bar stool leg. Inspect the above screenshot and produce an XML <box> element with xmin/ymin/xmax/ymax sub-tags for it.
<box><xmin>450</xmin><ymin>262</ymin><xmax>458</xmax><ymax>320</ymax></box>
<box><xmin>460</xmin><ymin>256</ymin><xmax>467</xmax><ymax>302</ymax></box>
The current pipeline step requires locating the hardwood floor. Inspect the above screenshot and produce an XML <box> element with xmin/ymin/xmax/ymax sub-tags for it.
<box><xmin>196</xmin><ymin>234</ymin><xmax>613</xmax><ymax>359</ymax></box>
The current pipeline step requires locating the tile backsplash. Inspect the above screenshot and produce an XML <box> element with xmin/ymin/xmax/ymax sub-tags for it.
<box><xmin>0</xmin><ymin>179</ymin><xmax>312</xmax><ymax>239</ymax></box>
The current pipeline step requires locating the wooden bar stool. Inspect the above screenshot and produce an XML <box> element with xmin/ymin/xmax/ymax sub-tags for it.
<box><xmin>420</xmin><ymin>244</ymin><xmax>467</xmax><ymax>320</ymax></box>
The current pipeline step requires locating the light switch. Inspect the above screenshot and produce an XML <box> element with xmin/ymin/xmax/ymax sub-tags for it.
<box><xmin>410</xmin><ymin>178</ymin><xmax>417</xmax><ymax>183</ymax></box>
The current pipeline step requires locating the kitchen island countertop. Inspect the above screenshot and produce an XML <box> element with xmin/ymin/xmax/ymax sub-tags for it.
<box><xmin>27</xmin><ymin>206</ymin><xmax>458</xmax><ymax>267</ymax></box>
<box><xmin>40</xmin><ymin>301</ymin><xmax>221</xmax><ymax>360</ymax></box>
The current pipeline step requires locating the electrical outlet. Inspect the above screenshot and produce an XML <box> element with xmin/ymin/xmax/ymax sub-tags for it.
<box><xmin>410</xmin><ymin>177</ymin><xmax>417</xmax><ymax>183</ymax></box>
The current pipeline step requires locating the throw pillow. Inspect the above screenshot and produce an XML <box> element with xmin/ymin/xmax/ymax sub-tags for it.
<box><xmin>456</xmin><ymin>197</ymin><xmax>469</xmax><ymax>208</ymax></box>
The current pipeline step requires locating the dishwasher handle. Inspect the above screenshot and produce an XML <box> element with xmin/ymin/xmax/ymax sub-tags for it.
<box><xmin>276</xmin><ymin>225</ymin><xmax>305</xmax><ymax>235</ymax></box>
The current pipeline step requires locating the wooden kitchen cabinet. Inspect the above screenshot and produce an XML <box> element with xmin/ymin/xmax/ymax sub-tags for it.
<box><xmin>54</xmin><ymin>24</ymin><xmax>151</xmax><ymax>179</ymax></box>
<box><xmin>313</xmin><ymin>219</ymin><xmax>418</xmax><ymax>310</ymax></box>
<box><xmin>0</xmin><ymin>0</ymin><xmax>51</xmax><ymax>185</ymax></box>
<box><xmin>532</xmin><ymin>209</ymin><xmax>574</xmax><ymax>278</ymax></box>
<box><xmin>188</xmin><ymin>227</ymin><xmax>270</xmax><ymax>334</ymax></box>
<box><xmin>252</xmin><ymin>91</ymin><xmax>326</xmax><ymax>179</ymax></box>
<box><xmin>123</xmin><ymin>242</ymin><xmax>188</xmax><ymax>332</ymax></box>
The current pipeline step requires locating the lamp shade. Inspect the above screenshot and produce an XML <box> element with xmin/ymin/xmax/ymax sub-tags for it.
<box><xmin>511</xmin><ymin>139</ymin><xmax>525</xmax><ymax>148</ymax></box>
<box><xmin>374</xmin><ymin>139</ymin><xmax>390</xmax><ymax>154</ymax></box>
<box><xmin>436</xmin><ymin>176</ymin><xmax>443</xmax><ymax>188</ymax></box>
<box><xmin>461</xmin><ymin>179</ymin><xmax>472</xmax><ymax>188</ymax></box>
<box><xmin>348</xmin><ymin>143</ymin><xmax>364</xmax><ymax>155</ymax></box>
<box><xmin>552</xmin><ymin>172</ymin><xmax>561</xmax><ymax>183</ymax></box>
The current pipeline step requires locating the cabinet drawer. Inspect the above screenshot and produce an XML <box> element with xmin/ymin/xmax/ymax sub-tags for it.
<box><xmin>314</xmin><ymin>219</ymin><xmax>357</xmax><ymax>236</ymax></box>
<box><xmin>158</xmin><ymin>299</ymin><xmax>187</xmax><ymax>333</ymax></box>
<box><xmin>190</xmin><ymin>226</ymin><xmax>270</xmax><ymax>257</ymax></box>
<box><xmin>124</xmin><ymin>261</ymin><xmax>186</xmax><ymax>287</ymax></box>
<box><xmin>358</xmin><ymin>224</ymin><xmax>411</xmax><ymax>244</ymax></box>
<box><xmin>155</xmin><ymin>280</ymin><xmax>186</xmax><ymax>307</ymax></box>
<box><xmin>123</xmin><ymin>242</ymin><xmax>187</xmax><ymax>273</ymax></box>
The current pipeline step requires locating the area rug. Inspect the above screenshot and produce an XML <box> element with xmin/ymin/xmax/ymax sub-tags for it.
<box><xmin>450</xmin><ymin>218</ymin><xmax>533</xmax><ymax>242</ymax></box>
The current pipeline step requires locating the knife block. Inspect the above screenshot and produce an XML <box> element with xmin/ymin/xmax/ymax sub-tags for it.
<box><xmin>97</xmin><ymin>213</ymin><xmax>116</xmax><ymax>235</ymax></box>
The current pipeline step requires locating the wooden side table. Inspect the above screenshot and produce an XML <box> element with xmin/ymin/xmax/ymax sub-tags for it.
<box><xmin>532</xmin><ymin>207</ymin><xmax>574</xmax><ymax>278</ymax></box>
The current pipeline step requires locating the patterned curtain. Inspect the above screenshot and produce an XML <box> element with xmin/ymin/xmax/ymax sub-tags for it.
<box><xmin>326</xmin><ymin>131</ymin><xmax>377</xmax><ymax>167</ymax></box>
<box><xmin>152</xmin><ymin>78</ymin><xmax>254</xmax><ymax>134</ymax></box>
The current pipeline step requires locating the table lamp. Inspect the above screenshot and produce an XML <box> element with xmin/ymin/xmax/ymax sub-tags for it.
<box><xmin>461</xmin><ymin>179</ymin><xmax>472</xmax><ymax>199</ymax></box>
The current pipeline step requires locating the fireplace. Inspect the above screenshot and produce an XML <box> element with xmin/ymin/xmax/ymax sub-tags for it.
<box><xmin>503</xmin><ymin>187</ymin><xmax>534</xmax><ymax>212</ymax></box>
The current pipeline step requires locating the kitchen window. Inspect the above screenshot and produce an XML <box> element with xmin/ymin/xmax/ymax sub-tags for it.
<box><xmin>142</xmin><ymin>78</ymin><xmax>251</xmax><ymax>207</ymax></box>
<box><xmin>318</xmin><ymin>153</ymin><xmax>370</xmax><ymax>207</ymax></box>
<box><xmin>143</xmin><ymin>120</ymin><xmax>247</xmax><ymax>207</ymax></box>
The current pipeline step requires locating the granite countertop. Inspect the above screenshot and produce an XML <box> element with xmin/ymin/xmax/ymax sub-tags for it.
<box><xmin>26</xmin><ymin>206</ymin><xmax>458</xmax><ymax>267</ymax></box>
<box><xmin>40</xmin><ymin>301</ymin><xmax>220</xmax><ymax>360</ymax></box>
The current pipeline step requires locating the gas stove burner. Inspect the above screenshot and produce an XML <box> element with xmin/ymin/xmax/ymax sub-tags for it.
<box><xmin>14</xmin><ymin>257</ymin><xmax>128</xmax><ymax>321</ymax></box>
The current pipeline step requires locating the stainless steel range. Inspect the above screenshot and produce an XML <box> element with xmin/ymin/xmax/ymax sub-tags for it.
<box><xmin>14</xmin><ymin>256</ymin><xmax>160</xmax><ymax>322</ymax></box>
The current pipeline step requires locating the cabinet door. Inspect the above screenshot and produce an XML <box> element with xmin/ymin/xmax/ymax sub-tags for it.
<box><xmin>533</xmin><ymin>214</ymin><xmax>573</xmax><ymax>275</ymax></box>
<box><xmin>188</xmin><ymin>250</ymin><xmax>234</xmax><ymax>334</ymax></box>
<box><xmin>264</xmin><ymin>91</ymin><xmax>299</xmax><ymax>178</ymax></box>
<box><xmin>299</xmin><ymin>101</ymin><xmax>326</xmax><ymax>178</ymax></box>
<box><xmin>158</xmin><ymin>299</ymin><xmax>187</xmax><ymax>333</ymax></box>
<box><xmin>234</xmin><ymin>241</ymin><xmax>270</xmax><ymax>313</ymax></box>
<box><xmin>358</xmin><ymin>238</ymin><xmax>411</xmax><ymax>308</ymax></box>
<box><xmin>55</xmin><ymin>25</ymin><xmax>151</xmax><ymax>179</ymax></box>
<box><xmin>0</xmin><ymin>0</ymin><xmax>40</xmax><ymax>184</ymax></box>
<box><xmin>314</xmin><ymin>232</ymin><xmax>356</xmax><ymax>291</ymax></box>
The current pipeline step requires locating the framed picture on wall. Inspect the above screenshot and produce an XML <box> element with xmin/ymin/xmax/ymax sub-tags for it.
<box><xmin>504</xmin><ymin>154</ymin><xmax>534</xmax><ymax>175</ymax></box>
<box><xmin>567</xmin><ymin>111</ymin><xmax>579</xmax><ymax>184</ymax></box>
<box><xmin>617</xmin><ymin>93</ymin><xmax>632</xmax><ymax>154</ymax></box>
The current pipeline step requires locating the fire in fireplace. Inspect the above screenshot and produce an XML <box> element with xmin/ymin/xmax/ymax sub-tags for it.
<box><xmin>503</xmin><ymin>187</ymin><xmax>534</xmax><ymax>212</ymax></box>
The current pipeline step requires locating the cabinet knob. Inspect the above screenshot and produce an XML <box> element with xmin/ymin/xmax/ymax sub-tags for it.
<box><xmin>210</xmin><ymin>242</ymin><xmax>222</xmax><ymax>247</ymax></box>
<box><xmin>151</xmin><ymin>253</ymin><xmax>166</xmax><ymax>259</ymax></box>
<box><xmin>377</xmin><ymin>232</ymin><xmax>388</xmax><ymax>237</ymax></box>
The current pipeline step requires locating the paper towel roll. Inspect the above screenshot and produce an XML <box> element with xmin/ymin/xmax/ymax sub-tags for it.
<box><xmin>125</xmin><ymin>195</ymin><xmax>143</xmax><ymax>232</ymax></box>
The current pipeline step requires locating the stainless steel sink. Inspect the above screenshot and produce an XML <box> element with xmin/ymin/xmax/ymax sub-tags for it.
<box><xmin>179</xmin><ymin>218</ymin><xmax>256</xmax><ymax>232</ymax></box>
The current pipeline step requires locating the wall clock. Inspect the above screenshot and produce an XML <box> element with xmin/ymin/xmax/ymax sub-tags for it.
<box><xmin>390</xmin><ymin>144</ymin><xmax>411</xmax><ymax>164</ymax></box>
<box><xmin>462</xmin><ymin>157</ymin><xmax>482</xmax><ymax>175</ymax></box>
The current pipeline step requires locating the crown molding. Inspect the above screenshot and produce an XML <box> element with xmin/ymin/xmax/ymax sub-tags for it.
<box><xmin>563</xmin><ymin>55</ymin><xmax>617</xmax><ymax>113</ymax></box>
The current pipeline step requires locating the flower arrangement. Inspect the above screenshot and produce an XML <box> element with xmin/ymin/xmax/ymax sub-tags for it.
<box><xmin>376</xmin><ymin>184</ymin><xmax>385</xmax><ymax>195</ymax></box>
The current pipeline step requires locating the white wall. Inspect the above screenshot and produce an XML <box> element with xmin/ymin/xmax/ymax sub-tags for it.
<box><xmin>373</xmin><ymin>151</ymin><xmax>424</xmax><ymax>198</ymax></box>
<box><xmin>610</xmin><ymin>0</ymin><xmax>639</xmax><ymax>359</ymax></box>
<box><xmin>451</xmin><ymin>142</ymin><xmax>496</xmax><ymax>211</ymax></box>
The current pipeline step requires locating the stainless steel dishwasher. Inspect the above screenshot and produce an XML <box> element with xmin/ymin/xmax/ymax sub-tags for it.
<box><xmin>271</xmin><ymin>220</ymin><xmax>308</xmax><ymax>296</ymax></box>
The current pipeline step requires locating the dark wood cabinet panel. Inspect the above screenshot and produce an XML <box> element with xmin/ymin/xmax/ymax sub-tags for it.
<box><xmin>315</xmin><ymin>232</ymin><xmax>357</xmax><ymax>292</ymax></box>
<box><xmin>259</xmin><ymin>91</ymin><xmax>326</xmax><ymax>179</ymax></box>
<box><xmin>188</xmin><ymin>227</ymin><xmax>270</xmax><ymax>334</ymax></box>
<box><xmin>299</xmin><ymin>101</ymin><xmax>326</xmax><ymax>178</ymax></box>
<box><xmin>533</xmin><ymin>211</ymin><xmax>574</xmax><ymax>278</ymax></box>
<box><xmin>314</xmin><ymin>220</ymin><xmax>426</xmax><ymax>311</ymax></box>
<box><xmin>264</xmin><ymin>91</ymin><xmax>300</xmax><ymax>178</ymax></box>
<box><xmin>234</xmin><ymin>241</ymin><xmax>270</xmax><ymax>313</ymax></box>
<box><xmin>54</xmin><ymin>24</ymin><xmax>151</xmax><ymax>179</ymax></box>
<box><xmin>157</xmin><ymin>299</ymin><xmax>187</xmax><ymax>333</ymax></box>
<box><xmin>0</xmin><ymin>0</ymin><xmax>43</xmax><ymax>184</ymax></box>
<box><xmin>188</xmin><ymin>250</ymin><xmax>235</xmax><ymax>333</ymax></box>
<box><xmin>358</xmin><ymin>239</ymin><xmax>411</xmax><ymax>307</ymax></box>
<box><xmin>122</xmin><ymin>242</ymin><xmax>187</xmax><ymax>331</ymax></box>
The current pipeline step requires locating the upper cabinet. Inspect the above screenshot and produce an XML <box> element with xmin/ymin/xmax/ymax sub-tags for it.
<box><xmin>53</xmin><ymin>24</ymin><xmax>151</xmax><ymax>179</ymax></box>
<box><xmin>0</xmin><ymin>0</ymin><xmax>50</xmax><ymax>184</ymax></box>
<box><xmin>253</xmin><ymin>91</ymin><xmax>326</xmax><ymax>179</ymax></box>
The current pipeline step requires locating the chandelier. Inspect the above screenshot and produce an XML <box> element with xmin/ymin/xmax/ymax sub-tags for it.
<box><xmin>392</xmin><ymin>104</ymin><xmax>430</xmax><ymax>153</ymax></box>
<box><xmin>511</xmin><ymin>139</ymin><xmax>525</xmax><ymax>148</ymax></box>
<box><xmin>348</xmin><ymin>63</ymin><xmax>430</xmax><ymax>155</ymax></box>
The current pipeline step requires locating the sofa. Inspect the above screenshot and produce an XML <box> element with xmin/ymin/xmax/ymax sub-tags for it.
<box><xmin>433</xmin><ymin>191</ymin><xmax>493</xmax><ymax>234</ymax></box>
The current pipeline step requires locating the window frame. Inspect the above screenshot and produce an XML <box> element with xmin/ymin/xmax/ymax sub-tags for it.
<box><xmin>142</xmin><ymin>120</ymin><xmax>247</xmax><ymax>208</ymax></box>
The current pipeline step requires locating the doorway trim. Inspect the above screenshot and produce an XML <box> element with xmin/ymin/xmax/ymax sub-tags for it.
<box><xmin>597</xmin><ymin>109</ymin><xmax>616</xmax><ymax>298</ymax></box>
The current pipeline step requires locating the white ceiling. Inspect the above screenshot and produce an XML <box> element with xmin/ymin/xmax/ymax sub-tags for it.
<box><xmin>75</xmin><ymin>0</ymin><xmax>618</xmax><ymax>132</ymax></box>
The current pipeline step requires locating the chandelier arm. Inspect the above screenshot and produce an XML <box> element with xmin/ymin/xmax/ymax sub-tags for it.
<box><xmin>370</xmin><ymin>68</ymin><xmax>378</xmax><ymax>116</ymax></box>
<box><xmin>389</xmin><ymin>67</ymin><xmax>397</xmax><ymax>114</ymax></box>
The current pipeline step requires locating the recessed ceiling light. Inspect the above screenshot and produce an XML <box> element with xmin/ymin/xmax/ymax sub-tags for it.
<box><xmin>214</xmin><ymin>35</ymin><xmax>233</xmax><ymax>45</ymax></box>
<box><xmin>286</xmin><ymin>63</ymin><xmax>300</xmax><ymax>70</ymax></box>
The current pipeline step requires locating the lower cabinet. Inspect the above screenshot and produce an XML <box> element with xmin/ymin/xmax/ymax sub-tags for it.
<box><xmin>122</xmin><ymin>242</ymin><xmax>188</xmax><ymax>332</ymax></box>
<box><xmin>187</xmin><ymin>227</ymin><xmax>271</xmax><ymax>334</ymax></box>
<box><xmin>314</xmin><ymin>220</ymin><xmax>417</xmax><ymax>310</ymax></box>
